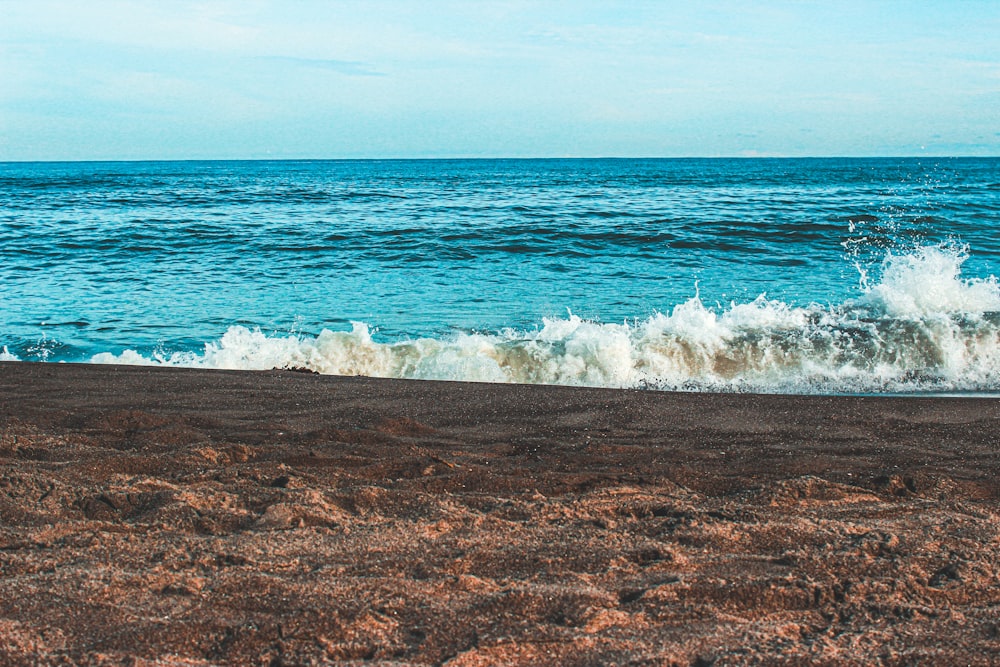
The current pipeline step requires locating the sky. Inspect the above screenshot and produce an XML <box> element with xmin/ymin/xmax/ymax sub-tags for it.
<box><xmin>1</xmin><ymin>0</ymin><xmax>998</xmax><ymax>160</ymax></box>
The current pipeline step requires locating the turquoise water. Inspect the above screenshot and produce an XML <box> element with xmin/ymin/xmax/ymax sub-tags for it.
<box><xmin>2</xmin><ymin>158</ymin><xmax>999</xmax><ymax>392</ymax></box>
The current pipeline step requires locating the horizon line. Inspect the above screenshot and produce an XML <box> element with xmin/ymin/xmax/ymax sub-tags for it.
<box><xmin>3</xmin><ymin>154</ymin><xmax>998</xmax><ymax>165</ymax></box>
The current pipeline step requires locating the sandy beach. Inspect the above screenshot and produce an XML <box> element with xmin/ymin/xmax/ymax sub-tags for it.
<box><xmin>1</xmin><ymin>361</ymin><xmax>999</xmax><ymax>665</ymax></box>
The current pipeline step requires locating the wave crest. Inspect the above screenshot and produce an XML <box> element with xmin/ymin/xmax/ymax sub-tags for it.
<box><xmin>90</xmin><ymin>245</ymin><xmax>1000</xmax><ymax>393</ymax></box>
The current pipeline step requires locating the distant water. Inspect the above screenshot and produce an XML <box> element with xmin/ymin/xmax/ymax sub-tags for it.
<box><xmin>2</xmin><ymin>158</ymin><xmax>999</xmax><ymax>393</ymax></box>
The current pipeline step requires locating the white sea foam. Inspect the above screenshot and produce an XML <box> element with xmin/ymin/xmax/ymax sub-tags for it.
<box><xmin>0</xmin><ymin>346</ymin><xmax>19</xmax><ymax>362</ymax></box>
<box><xmin>859</xmin><ymin>245</ymin><xmax>1000</xmax><ymax>317</ymax></box>
<box><xmin>90</xmin><ymin>245</ymin><xmax>1000</xmax><ymax>393</ymax></box>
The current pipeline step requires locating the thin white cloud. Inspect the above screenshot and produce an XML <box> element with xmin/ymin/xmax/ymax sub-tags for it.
<box><xmin>257</xmin><ymin>56</ymin><xmax>384</xmax><ymax>77</ymax></box>
<box><xmin>2</xmin><ymin>0</ymin><xmax>999</xmax><ymax>159</ymax></box>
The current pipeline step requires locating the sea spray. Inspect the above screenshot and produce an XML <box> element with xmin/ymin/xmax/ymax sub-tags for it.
<box><xmin>91</xmin><ymin>244</ymin><xmax>1000</xmax><ymax>393</ymax></box>
<box><xmin>859</xmin><ymin>245</ymin><xmax>1000</xmax><ymax>317</ymax></box>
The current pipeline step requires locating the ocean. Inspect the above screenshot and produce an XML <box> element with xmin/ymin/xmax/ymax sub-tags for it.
<box><xmin>2</xmin><ymin>157</ymin><xmax>999</xmax><ymax>394</ymax></box>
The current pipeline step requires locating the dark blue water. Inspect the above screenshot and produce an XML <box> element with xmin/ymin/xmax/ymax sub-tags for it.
<box><xmin>2</xmin><ymin>158</ymin><xmax>999</xmax><ymax>392</ymax></box>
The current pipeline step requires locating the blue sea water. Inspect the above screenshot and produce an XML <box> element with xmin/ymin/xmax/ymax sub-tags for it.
<box><xmin>2</xmin><ymin>158</ymin><xmax>999</xmax><ymax>393</ymax></box>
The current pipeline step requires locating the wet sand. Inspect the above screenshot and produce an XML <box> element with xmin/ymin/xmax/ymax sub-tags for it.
<box><xmin>1</xmin><ymin>361</ymin><xmax>999</xmax><ymax>665</ymax></box>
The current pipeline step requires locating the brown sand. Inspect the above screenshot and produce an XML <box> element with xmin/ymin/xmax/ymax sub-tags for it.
<box><xmin>1</xmin><ymin>361</ymin><xmax>999</xmax><ymax>666</ymax></box>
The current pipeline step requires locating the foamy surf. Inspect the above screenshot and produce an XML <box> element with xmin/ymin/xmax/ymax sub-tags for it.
<box><xmin>89</xmin><ymin>245</ymin><xmax>1000</xmax><ymax>394</ymax></box>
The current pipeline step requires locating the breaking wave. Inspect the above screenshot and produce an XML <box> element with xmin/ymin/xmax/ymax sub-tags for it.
<box><xmin>89</xmin><ymin>245</ymin><xmax>1000</xmax><ymax>394</ymax></box>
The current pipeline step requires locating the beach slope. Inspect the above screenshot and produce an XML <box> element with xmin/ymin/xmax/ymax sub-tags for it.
<box><xmin>1</xmin><ymin>362</ymin><xmax>999</xmax><ymax>665</ymax></box>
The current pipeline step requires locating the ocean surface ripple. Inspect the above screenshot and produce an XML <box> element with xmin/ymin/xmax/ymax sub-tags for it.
<box><xmin>3</xmin><ymin>158</ymin><xmax>998</xmax><ymax>393</ymax></box>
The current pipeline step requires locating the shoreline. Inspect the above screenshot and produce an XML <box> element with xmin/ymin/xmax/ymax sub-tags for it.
<box><xmin>2</xmin><ymin>361</ymin><xmax>1000</xmax><ymax>664</ymax></box>
<box><xmin>9</xmin><ymin>358</ymin><xmax>1000</xmax><ymax>399</ymax></box>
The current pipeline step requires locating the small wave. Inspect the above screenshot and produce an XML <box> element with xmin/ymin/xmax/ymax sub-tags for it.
<box><xmin>343</xmin><ymin>191</ymin><xmax>409</xmax><ymax>200</ymax></box>
<box><xmin>860</xmin><ymin>245</ymin><xmax>1000</xmax><ymax>317</ymax></box>
<box><xmin>90</xmin><ymin>244</ymin><xmax>1000</xmax><ymax>394</ymax></box>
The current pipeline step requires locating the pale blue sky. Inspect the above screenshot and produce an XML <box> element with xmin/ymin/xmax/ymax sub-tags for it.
<box><xmin>1</xmin><ymin>0</ymin><xmax>998</xmax><ymax>160</ymax></box>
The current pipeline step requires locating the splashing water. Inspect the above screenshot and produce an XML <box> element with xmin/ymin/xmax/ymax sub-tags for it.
<box><xmin>5</xmin><ymin>158</ymin><xmax>999</xmax><ymax>393</ymax></box>
<box><xmin>90</xmin><ymin>244</ymin><xmax>1000</xmax><ymax>393</ymax></box>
